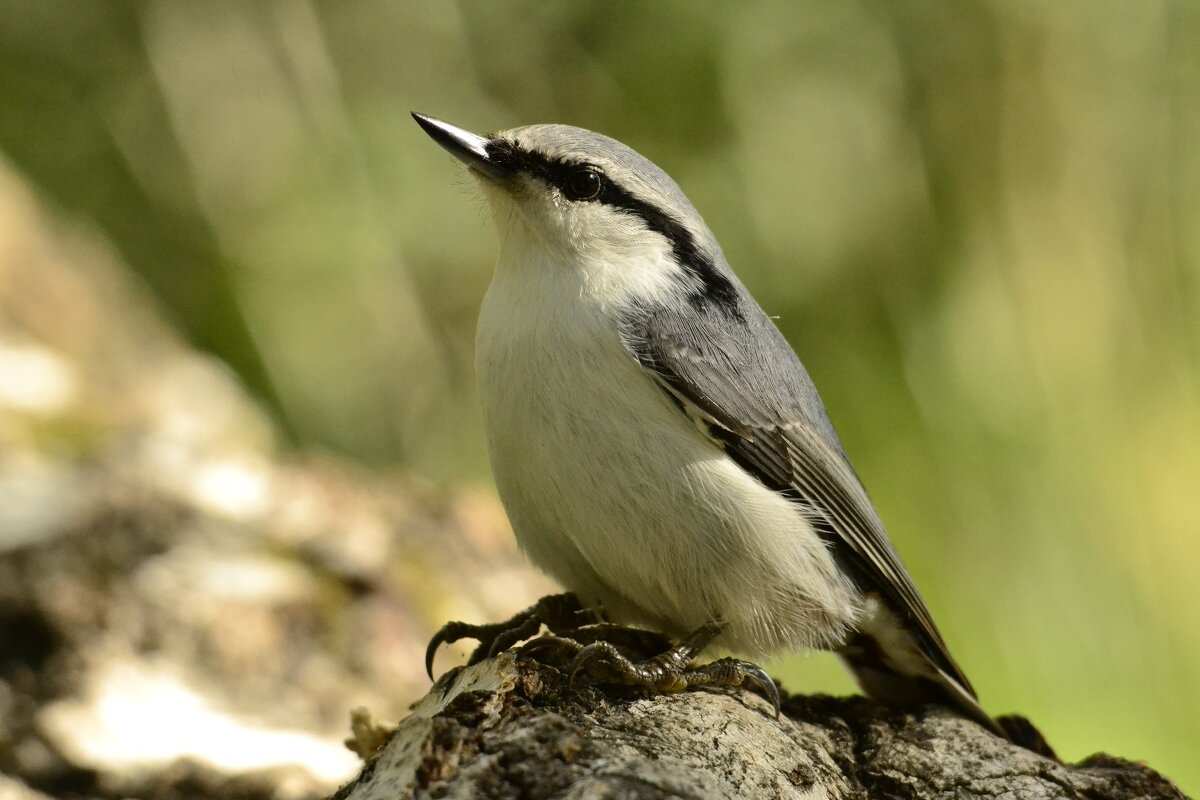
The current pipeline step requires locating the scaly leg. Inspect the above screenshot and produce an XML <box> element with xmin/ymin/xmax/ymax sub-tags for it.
<box><xmin>517</xmin><ymin>624</ymin><xmax>672</xmax><ymax>666</ymax></box>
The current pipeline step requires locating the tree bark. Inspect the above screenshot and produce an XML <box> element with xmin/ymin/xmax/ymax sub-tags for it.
<box><xmin>335</xmin><ymin>652</ymin><xmax>1186</xmax><ymax>800</ymax></box>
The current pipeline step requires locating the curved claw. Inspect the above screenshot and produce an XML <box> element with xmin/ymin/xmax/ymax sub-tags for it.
<box><xmin>739</xmin><ymin>663</ymin><xmax>781</xmax><ymax>719</ymax></box>
<box><xmin>425</xmin><ymin>621</ymin><xmax>474</xmax><ymax>680</ymax></box>
<box><xmin>424</xmin><ymin>640</ymin><xmax>439</xmax><ymax>681</ymax></box>
<box><xmin>566</xmin><ymin>641</ymin><xmax>616</xmax><ymax>690</ymax></box>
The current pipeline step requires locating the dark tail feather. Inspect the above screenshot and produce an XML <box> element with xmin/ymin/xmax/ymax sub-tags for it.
<box><xmin>838</xmin><ymin>632</ymin><xmax>1008</xmax><ymax>740</ymax></box>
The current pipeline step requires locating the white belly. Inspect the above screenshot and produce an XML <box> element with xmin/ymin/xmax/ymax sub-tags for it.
<box><xmin>475</xmin><ymin>267</ymin><xmax>861</xmax><ymax>657</ymax></box>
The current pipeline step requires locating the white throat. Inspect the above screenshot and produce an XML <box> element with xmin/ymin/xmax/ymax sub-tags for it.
<box><xmin>485</xmin><ymin>192</ymin><xmax>692</xmax><ymax>316</ymax></box>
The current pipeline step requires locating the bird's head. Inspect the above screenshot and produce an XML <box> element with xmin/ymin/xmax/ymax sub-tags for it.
<box><xmin>412</xmin><ymin>113</ymin><xmax>740</xmax><ymax>313</ymax></box>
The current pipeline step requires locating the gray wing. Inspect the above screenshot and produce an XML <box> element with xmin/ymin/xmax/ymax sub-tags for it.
<box><xmin>619</xmin><ymin>301</ymin><xmax>978</xmax><ymax>698</ymax></box>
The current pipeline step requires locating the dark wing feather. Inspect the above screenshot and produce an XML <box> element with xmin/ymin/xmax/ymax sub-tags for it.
<box><xmin>621</xmin><ymin>303</ymin><xmax>978</xmax><ymax>699</ymax></box>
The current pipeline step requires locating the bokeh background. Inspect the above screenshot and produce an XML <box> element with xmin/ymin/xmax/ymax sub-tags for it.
<box><xmin>1</xmin><ymin>0</ymin><xmax>1197</xmax><ymax>792</ymax></box>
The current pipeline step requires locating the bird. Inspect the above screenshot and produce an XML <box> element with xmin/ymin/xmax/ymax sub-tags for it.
<box><xmin>412</xmin><ymin>111</ymin><xmax>1006</xmax><ymax>738</ymax></box>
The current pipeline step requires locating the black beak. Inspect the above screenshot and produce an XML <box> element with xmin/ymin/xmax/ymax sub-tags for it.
<box><xmin>411</xmin><ymin>112</ymin><xmax>511</xmax><ymax>183</ymax></box>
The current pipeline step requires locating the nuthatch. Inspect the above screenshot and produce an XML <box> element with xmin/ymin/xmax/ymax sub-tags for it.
<box><xmin>414</xmin><ymin>113</ymin><xmax>1004</xmax><ymax>737</ymax></box>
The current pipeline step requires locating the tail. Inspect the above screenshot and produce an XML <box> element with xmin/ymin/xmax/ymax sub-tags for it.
<box><xmin>836</xmin><ymin>601</ymin><xmax>1008</xmax><ymax>740</ymax></box>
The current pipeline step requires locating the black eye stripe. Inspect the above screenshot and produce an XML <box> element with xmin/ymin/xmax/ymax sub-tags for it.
<box><xmin>484</xmin><ymin>138</ymin><xmax>742</xmax><ymax>317</ymax></box>
<box><xmin>484</xmin><ymin>140</ymin><xmax>604</xmax><ymax>200</ymax></box>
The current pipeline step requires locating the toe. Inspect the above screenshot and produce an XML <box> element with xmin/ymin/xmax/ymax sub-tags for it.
<box><xmin>567</xmin><ymin>641</ymin><xmax>621</xmax><ymax>689</ymax></box>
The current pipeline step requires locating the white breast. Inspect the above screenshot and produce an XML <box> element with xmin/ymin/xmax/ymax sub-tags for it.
<box><xmin>475</xmin><ymin>243</ymin><xmax>861</xmax><ymax>657</ymax></box>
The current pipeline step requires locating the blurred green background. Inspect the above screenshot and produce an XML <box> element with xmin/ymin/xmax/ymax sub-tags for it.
<box><xmin>1</xmin><ymin>0</ymin><xmax>1196</xmax><ymax>791</ymax></box>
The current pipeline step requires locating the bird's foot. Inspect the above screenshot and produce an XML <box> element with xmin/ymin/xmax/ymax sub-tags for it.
<box><xmin>517</xmin><ymin>624</ymin><xmax>672</xmax><ymax>666</ymax></box>
<box><xmin>562</xmin><ymin>622</ymin><xmax>781</xmax><ymax>718</ymax></box>
<box><xmin>425</xmin><ymin>592</ymin><xmax>601</xmax><ymax>679</ymax></box>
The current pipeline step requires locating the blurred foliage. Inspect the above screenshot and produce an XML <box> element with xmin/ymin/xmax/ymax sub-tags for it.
<box><xmin>0</xmin><ymin>0</ymin><xmax>1197</xmax><ymax>791</ymax></box>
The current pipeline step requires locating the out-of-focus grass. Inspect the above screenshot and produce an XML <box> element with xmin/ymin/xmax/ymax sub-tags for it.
<box><xmin>0</xmin><ymin>1</ymin><xmax>1196</xmax><ymax>791</ymax></box>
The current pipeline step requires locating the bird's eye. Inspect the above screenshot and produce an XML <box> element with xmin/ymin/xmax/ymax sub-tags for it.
<box><xmin>564</xmin><ymin>168</ymin><xmax>604</xmax><ymax>201</ymax></box>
